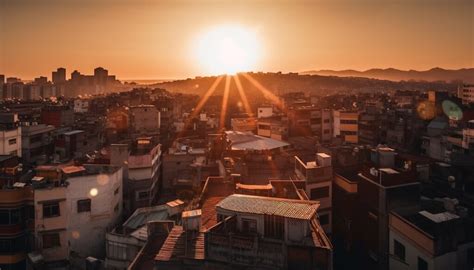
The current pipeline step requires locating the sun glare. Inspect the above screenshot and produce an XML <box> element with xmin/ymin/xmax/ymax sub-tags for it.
<box><xmin>195</xmin><ymin>25</ymin><xmax>261</xmax><ymax>75</ymax></box>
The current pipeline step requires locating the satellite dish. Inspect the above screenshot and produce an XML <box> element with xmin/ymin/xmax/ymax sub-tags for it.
<box><xmin>442</xmin><ymin>100</ymin><xmax>463</xmax><ymax>121</ymax></box>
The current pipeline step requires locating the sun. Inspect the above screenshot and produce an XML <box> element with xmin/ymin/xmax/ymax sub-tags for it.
<box><xmin>195</xmin><ymin>25</ymin><xmax>261</xmax><ymax>75</ymax></box>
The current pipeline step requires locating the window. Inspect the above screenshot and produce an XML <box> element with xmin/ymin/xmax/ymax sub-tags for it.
<box><xmin>43</xmin><ymin>202</ymin><xmax>60</xmax><ymax>218</ymax></box>
<box><xmin>42</xmin><ymin>233</ymin><xmax>60</xmax><ymax>248</ymax></box>
<box><xmin>418</xmin><ymin>257</ymin><xmax>428</xmax><ymax>270</ymax></box>
<box><xmin>310</xmin><ymin>186</ymin><xmax>329</xmax><ymax>199</ymax></box>
<box><xmin>136</xmin><ymin>190</ymin><xmax>150</xmax><ymax>201</ymax></box>
<box><xmin>310</xmin><ymin>118</ymin><xmax>321</xmax><ymax>124</ymax></box>
<box><xmin>0</xmin><ymin>209</ymin><xmax>22</xmax><ymax>225</ymax></box>
<box><xmin>319</xmin><ymin>214</ymin><xmax>329</xmax><ymax>225</ymax></box>
<box><xmin>8</xmin><ymin>138</ymin><xmax>17</xmax><ymax>145</ymax></box>
<box><xmin>323</xmin><ymin>129</ymin><xmax>330</xmax><ymax>134</ymax></box>
<box><xmin>264</xmin><ymin>215</ymin><xmax>284</xmax><ymax>239</ymax></box>
<box><xmin>394</xmin><ymin>239</ymin><xmax>406</xmax><ymax>261</ymax></box>
<box><xmin>341</xmin><ymin>131</ymin><xmax>357</xmax><ymax>136</ymax></box>
<box><xmin>242</xmin><ymin>218</ymin><xmax>257</xmax><ymax>233</ymax></box>
<box><xmin>341</xmin><ymin>119</ymin><xmax>357</xmax><ymax>124</ymax></box>
<box><xmin>114</xmin><ymin>187</ymin><xmax>120</xmax><ymax>195</ymax></box>
<box><xmin>77</xmin><ymin>199</ymin><xmax>91</xmax><ymax>213</ymax></box>
<box><xmin>10</xmin><ymin>209</ymin><xmax>21</xmax><ymax>224</ymax></box>
<box><xmin>324</xmin><ymin>119</ymin><xmax>330</xmax><ymax>123</ymax></box>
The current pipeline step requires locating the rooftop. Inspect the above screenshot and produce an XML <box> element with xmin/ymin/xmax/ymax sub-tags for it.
<box><xmin>123</xmin><ymin>205</ymin><xmax>170</xmax><ymax>232</ymax></box>
<box><xmin>199</xmin><ymin>177</ymin><xmax>234</xmax><ymax>229</ymax></box>
<box><xmin>154</xmin><ymin>226</ymin><xmax>205</xmax><ymax>262</ymax></box>
<box><xmin>216</xmin><ymin>194</ymin><xmax>319</xmax><ymax>220</ymax></box>
<box><xmin>225</xmin><ymin>131</ymin><xmax>290</xmax><ymax>151</ymax></box>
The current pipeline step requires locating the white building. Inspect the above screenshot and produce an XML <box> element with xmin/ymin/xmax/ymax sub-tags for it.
<box><xmin>458</xmin><ymin>84</ymin><xmax>474</xmax><ymax>105</ymax></box>
<box><xmin>74</xmin><ymin>98</ymin><xmax>90</xmax><ymax>113</ymax></box>
<box><xmin>257</xmin><ymin>106</ymin><xmax>273</xmax><ymax>118</ymax></box>
<box><xmin>32</xmin><ymin>164</ymin><xmax>123</xmax><ymax>267</ymax></box>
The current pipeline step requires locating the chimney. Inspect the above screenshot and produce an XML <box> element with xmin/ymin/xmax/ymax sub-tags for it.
<box><xmin>182</xmin><ymin>209</ymin><xmax>202</xmax><ymax>232</ymax></box>
<box><xmin>316</xmin><ymin>153</ymin><xmax>331</xmax><ymax>167</ymax></box>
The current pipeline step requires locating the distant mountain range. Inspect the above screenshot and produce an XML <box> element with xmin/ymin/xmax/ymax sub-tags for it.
<box><xmin>301</xmin><ymin>68</ymin><xmax>474</xmax><ymax>83</ymax></box>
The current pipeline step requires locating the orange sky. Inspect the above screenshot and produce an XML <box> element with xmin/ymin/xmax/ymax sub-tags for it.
<box><xmin>0</xmin><ymin>0</ymin><xmax>473</xmax><ymax>80</ymax></box>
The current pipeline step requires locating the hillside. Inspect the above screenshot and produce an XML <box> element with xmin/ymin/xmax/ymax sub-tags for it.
<box><xmin>301</xmin><ymin>68</ymin><xmax>474</xmax><ymax>83</ymax></box>
<box><xmin>151</xmin><ymin>72</ymin><xmax>459</xmax><ymax>98</ymax></box>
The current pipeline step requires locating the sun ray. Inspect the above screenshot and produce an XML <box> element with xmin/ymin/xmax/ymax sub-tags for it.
<box><xmin>219</xmin><ymin>75</ymin><xmax>231</xmax><ymax>130</ymax></box>
<box><xmin>233</xmin><ymin>74</ymin><xmax>253</xmax><ymax>117</ymax></box>
<box><xmin>177</xmin><ymin>75</ymin><xmax>223</xmax><ymax>139</ymax></box>
<box><xmin>191</xmin><ymin>75</ymin><xmax>224</xmax><ymax>119</ymax></box>
<box><xmin>241</xmin><ymin>73</ymin><xmax>286</xmax><ymax>112</ymax></box>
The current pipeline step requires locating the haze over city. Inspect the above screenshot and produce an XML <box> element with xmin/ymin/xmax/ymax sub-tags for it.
<box><xmin>1</xmin><ymin>0</ymin><xmax>473</xmax><ymax>80</ymax></box>
<box><xmin>1</xmin><ymin>1</ymin><xmax>474</xmax><ymax>270</ymax></box>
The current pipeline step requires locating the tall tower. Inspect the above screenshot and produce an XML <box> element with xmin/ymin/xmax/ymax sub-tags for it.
<box><xmin>52</xmin><ymin>67</ymin><xmax>66</xmax><ymax>84</ymax></box>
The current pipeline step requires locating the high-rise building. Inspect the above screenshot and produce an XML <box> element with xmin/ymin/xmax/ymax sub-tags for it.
<box><xmin>458</xmin><ymin>84</ymin><xmax>474</xmax><ymax>105</ymax></box>
<box><xmin>94</xmin><ymin>67</ymin><xmax>108</xmax><ymax>86</ymax></box>
<box><xmin>33</xmin><ymin>76</ymin><xmax>47</xmax><ymax>85</ymax></box>
<box><xmin>52</xmin><ymin>68</ymin><xmax>66</xmax><ymax>84</ymax></box>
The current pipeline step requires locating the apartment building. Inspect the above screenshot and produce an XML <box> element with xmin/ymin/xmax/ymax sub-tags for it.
<box><xmin>389</xmin><ymin>199</ymin><xmax>474</xmax><ymax>270</ymax></box>
<box><xmin>333</xmin><ymin>110</ymin><xmax>359</xmax><ymax>144</ymax></box>
<box><xmin>0</xmin><ymin>155</ymin><xmax>34</xmax><ymax>270</ymax></box>
<box><xmin>110</xmin><ymin>137</ymin><xmax>162</xmax><ymax>214</ymax></box>
<box><xmin>21</xmin><ymin>124</ymin><xmax>55</xmax><ymax>164</ymax></box>
<box><xmin>294</xmin><ymin>153</ymin><xmax>333</xmax><ymax>234</ymax></box>
<box><xmin>204</xmin><ymin>194</ymin><xmax>333</xmax><ymax>270</ymax></box>
<box><xmin>0</xmin><ymin>113</ymin><xmax>22</xmax><ymax>157</ymax></box>
<box><xmin>29</xmin><ymin>164</ymin><xmax>123</xmax><ymax>268</ymax></box>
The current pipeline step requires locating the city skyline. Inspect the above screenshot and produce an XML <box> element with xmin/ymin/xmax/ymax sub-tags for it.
<box><xmin>1</xmin><ymin>0</ymin><xmax>473</xmax><ymax>80</ymax></box>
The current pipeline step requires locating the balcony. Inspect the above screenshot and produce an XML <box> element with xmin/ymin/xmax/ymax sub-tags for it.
<box><xmin>0</xmin><ymin>186</ymin><xmax>34</xmax><ymax>205</ymax></box>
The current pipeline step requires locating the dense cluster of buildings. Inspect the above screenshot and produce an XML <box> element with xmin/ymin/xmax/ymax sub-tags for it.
<box><xmin>0</xmin><ymin>68</ymin><xmax>129</xmax><ymax>100</ymax></box>
<box><xmin>0</xmin><ymin>71</ymin><xmax>473</xmax><ymax>270</ymax></box>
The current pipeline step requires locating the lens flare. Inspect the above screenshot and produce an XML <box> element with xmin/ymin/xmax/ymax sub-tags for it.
<box><xmin>442</xmin><ymin>100</ymin><xmax>463</xmax><ymax>121</ymax></box>
<box><xmin>89</xmin><ymin>188</ymin><xmax>98</xmax><ymax>197</ymax></box>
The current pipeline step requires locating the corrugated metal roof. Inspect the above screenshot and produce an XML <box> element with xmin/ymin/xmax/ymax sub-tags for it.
<box><xmin>216</xmin><ymin>194</ymin><xmax>319</xmax><ymax>220</ymax></box>
<box><xmin>155</xmin><ymin>226</ymin><xmax>205</xmax><ymax>262</ymax></box>
<box><xmin>124</xmin><ymin>206</ymin><xmax>169</xmax><ymax>230</ymax></box>
<box><xmin>225</xmin><ymin>130</ymin><xmax>290</xmax><ymax>151</ymax></box>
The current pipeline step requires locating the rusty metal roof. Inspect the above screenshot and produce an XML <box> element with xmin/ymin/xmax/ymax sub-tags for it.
<box><xmin>154</xmin><ymin>226</ymin><xmax>205</xmax><ymax>262</ymax></box>
<box><xmin>216</xmin><ymin>194</ymin><xmax>319</xmax><ymax>220</ymax></box>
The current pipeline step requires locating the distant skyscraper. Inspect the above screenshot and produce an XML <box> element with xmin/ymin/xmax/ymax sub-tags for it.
<box><xmin>71</xmin><ymin>70</ymin><xmax>82</xmax><ymax>83</ymax></box>
<box><xmin>94</xmin><ymin>67</ymin><xmax>108</xmax><ymax>86</ymax></box>
<box><xmin>0</xmin><ymin>74</ymin><xmax>4</xmax><ymax>84</ymax></box>
<box><xmin>52</xmin><ymin>67</ymin><xmax>66</xmax><ymax>84</ymax></box>
<box><xmin>34</xmin><ymin>76</ymin><xmax>48</xmax><ymax>85</ymax></box>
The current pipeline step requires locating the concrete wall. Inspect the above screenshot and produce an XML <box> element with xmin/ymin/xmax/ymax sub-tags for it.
<box><xmin>66</xmin><ymin>167</ymin><xmax>123</xmax><ymax>258</ymax></box>
<box><xmin>34</xmin><ymin>187</ymin><xmax>69</xmax><ymax>262</ymax></box>
<box><xmin>257</xmin><ymin>107</ymin><xmax>273</xmax><ymax>118</ymax></box>
<box><xmin>0</xmin><ymin>128</ymin><xmax>22</xmax><ymax>156</ymax></box>
<box><xmin>216</xmin><ymin>209</ymin><xmax>311</xmax><ymax>243</ymax></box>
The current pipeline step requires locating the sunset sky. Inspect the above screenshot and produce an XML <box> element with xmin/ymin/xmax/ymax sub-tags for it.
<box><xmin>0</xmin><ymin>0</ymin><xmax>472</xmax><ymax>80</ymax></box>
